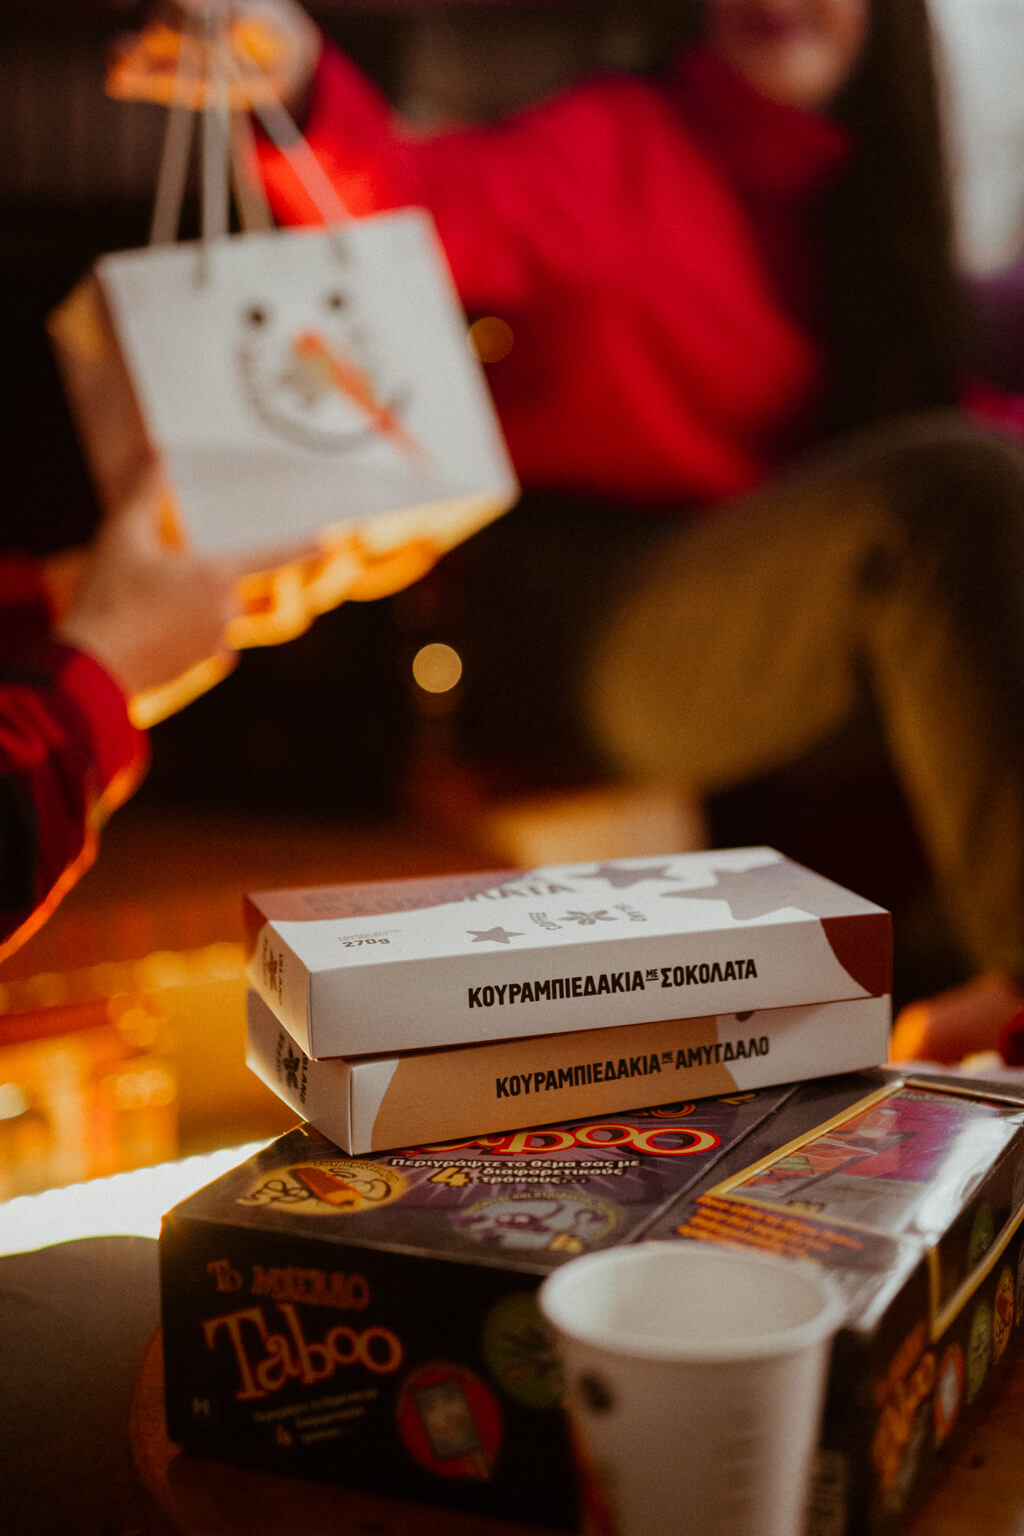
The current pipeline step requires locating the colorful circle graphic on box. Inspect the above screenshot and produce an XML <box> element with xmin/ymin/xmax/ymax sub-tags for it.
<box><xmin>967</xmin><ymin>1205</ymin><xmax>995</xmax><ymax>1270</ymax></box>
<box><xmin>933</xmin><ymin>1344</ymin><xmax>964</xmax><ymax>1445</ymax></box>
<box><xmin>966</xmin><ymin>1301</ymin><xmax>993</xmax><ymax>1403</ymax></box>
<box><xmin>482</xmin><ymin>1290</ymin><xmax>563</xmax><ymax>1411</ymax></box>
<box><xmin>994</xmin><ymin>1265</ymin><xmax>1015</xmax><ymax>1363</ymax></box>
<box><xmin>237</xmin><ymin>1158</ymin><xmax>407</xmax><ymax>1215</ymax></box>
<box><xmin>397</xmin><ymin>1361</ymin><xmax>503</xmax><ymax>1480</ymax></box>
<box><xmin>642</xmin><ymin>1101</ymin><xmax>697</xmax><ymax>1120</ymax></box>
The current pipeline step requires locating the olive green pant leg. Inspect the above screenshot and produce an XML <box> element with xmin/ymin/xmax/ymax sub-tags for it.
<box><xmin>583</xmin><ymin>413</ymin><xmax>1024</xmax><ymax>977</ymax></box>
<box><xmin>855</xmin><ymin>420</ymin><xmax>1024</xmax><ymax>974</ymax></box>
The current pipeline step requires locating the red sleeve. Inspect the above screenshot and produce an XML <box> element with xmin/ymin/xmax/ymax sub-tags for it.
<box><xmin>255</xmin><ymin>41</ymin><xmax>646</xmax><ymax>312</ymax></box>
<box><xmin>0</xmin><ymin>552</ymin><xmax>56</xmax><ymax>656</ymax></box>
<box><xmin>0</xmin><ymin>574</ymin><xmax>149</xmax><ymax>960</ymax></box>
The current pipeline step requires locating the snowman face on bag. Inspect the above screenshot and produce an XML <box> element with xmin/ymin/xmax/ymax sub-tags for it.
<box><xmin>234</xmin><ymin>283</ymin><xmax>413</xmax><ymax>455</ymax></box>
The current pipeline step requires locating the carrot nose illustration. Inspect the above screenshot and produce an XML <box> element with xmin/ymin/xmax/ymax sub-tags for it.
<box><xmin>293</xmin><ymin>331</ymin><xmax>429</xmax><ymax>467</ymax></box>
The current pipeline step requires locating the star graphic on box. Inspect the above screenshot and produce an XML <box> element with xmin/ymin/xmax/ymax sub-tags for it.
<box><xmin>660</xmin><ymin>862</ymin><xmax>856</xmax><ymax>921</ymax></box>
<box><xmin>468</xmin><ymin>926</ymin><xmax>524</xmax><ymax>945</ymax></box>
<box><xmin>581</xmin><ymin>862</ymin><xmax>676</xmax><ymax>889</ymax></box>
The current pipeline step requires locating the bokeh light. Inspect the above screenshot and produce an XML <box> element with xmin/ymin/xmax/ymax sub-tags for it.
<box><xmin>411</xmin><ymin>642</ymin><xmax>464</xmax><ymax>694</ymax></box>
<box><xmin>467</xmin><ymin>315</ymin><xmax>514</xmax><ymax>363</ymax></box>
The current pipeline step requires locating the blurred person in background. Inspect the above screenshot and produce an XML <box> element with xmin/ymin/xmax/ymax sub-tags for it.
<box><xmin>150</xmin><ymin>0</ymin><xmax>1024</xmax><ymax>1064</ymax></box>
<box><xmin>0</xmin><ymin>469</ymin><xmax>240</xmax><ymax>960</ymax></box>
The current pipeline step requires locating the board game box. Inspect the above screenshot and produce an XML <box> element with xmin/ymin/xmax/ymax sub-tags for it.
<box><xmin>243</xmin><ymin>847</ymin><xmax>891</xmax><ymax>1058</ymax></box>
<box><xmin>244</xmin><ymin>986</ymin><xmax>892</xmax><ymax>1154</ymax></box>
<box><xmin>159</xmin><ymin>1069</ymin><xmax>1024</xmax><ymax>1533</ymax></box>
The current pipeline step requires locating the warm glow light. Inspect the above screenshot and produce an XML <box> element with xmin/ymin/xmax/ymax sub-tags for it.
<box><xmin>133</xmin><ymin>950</ymin><xmax>192</xmax><ymax>989</ymax></box>
<box><xmin>0</xmin><ymin>1141</ymin><xmax>269</xmax><ymax>1257</ymax></box>
<box><xmin>0</xmin><ymin>1083</ymin><xmax>30</xmax><ymax>1121</ymax></box>
<box><xmin>0</xmin><ymin>942</ymin><xmax>247</xmax><ymax>1020</ymax></box>
<box><xmin>109</xmin><ymin>1063</ymin><xmax>177</xmax><ymax>1111</ymax></box>
<box><xmin>411</xmin><ymin>641</ymin><xmax>463</xmax><ymax>694</ymax></box>
<box><xmin>467</xmin><ymin>316</ymin><xmax>514</xmax><ymax>364</ymax></box>
<box><xmin>27</xmin><ymin>972</ymin><xmax>69</xmax><ymax>1008</ymax></box>
<box><xmin>110</xmin><ymin>999</ymin><xmax>165</xmax><ymax>1050</ymax></box>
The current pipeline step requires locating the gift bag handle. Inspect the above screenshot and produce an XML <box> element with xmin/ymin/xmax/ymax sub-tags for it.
<box><xmin>149</xmin><ymin>1</ymin><xmax>350</xmax><ymax>269</ymax></box>
<box><xmin>149</xmin><ymin>7</ymin><xmax>200</xmax><ymax>247</ymax></box>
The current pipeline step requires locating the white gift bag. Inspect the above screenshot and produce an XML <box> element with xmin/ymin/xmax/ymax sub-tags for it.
<box><xmin>49</xmin><ymin>4</ymin><xmax>518</xmax><ymax>722</ymax></box>
<box><xmin>62</xmin><ymin>214</ymin><xmax>518</xmax><ymax>565</ymax></box>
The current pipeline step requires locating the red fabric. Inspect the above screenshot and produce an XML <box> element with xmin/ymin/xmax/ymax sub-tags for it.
<box><xmin>0</xmin><ymin>556</ymin><xmax>148</xmax><ymax>960</ymax></box>
<box><xmin>999</xmin><ymin>1012</ymin><xmax>1024</xmax><ymax>1065</ymax></box>
<box><xmin>964</xmin><ymin>379</ymin><xmax>1024</xmax><ymax>441</ymax></box>
<box><xmin>257</xmin><ymin>45</ymin><xmax>850</xmax><ymax>509</ymax></box>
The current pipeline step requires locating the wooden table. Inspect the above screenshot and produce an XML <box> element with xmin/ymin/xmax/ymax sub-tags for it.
<box><xmin>907</xmin><ymin>1359</ymin><xmax>1024</xmax><ymax>1535</ymax></box>
<box><xmin>132</xmin><ymin>1331</ymin><xmax>1024</xmax><ymax>1535</ymax></box>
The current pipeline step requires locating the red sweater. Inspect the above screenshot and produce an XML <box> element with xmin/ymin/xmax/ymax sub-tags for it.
<box><xmin>257</xmin><ymin>45</ymin><xmax>850</xmax><ymax>508</ymax></box>
<box><xmin>0</xmin><ymin>556</ymin><xmax>148</xmax><ymax>962</ymax></box>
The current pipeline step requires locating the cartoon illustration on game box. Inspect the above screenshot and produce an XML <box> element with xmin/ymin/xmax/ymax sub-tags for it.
<box><xmin>721</xmin><ymin>1086</ymin><xmax>1021</xmax><ymax>1235</ymax></box>
<box><xmin>455</xmin><ymin>1193</ymin><xmax>618</xmax><ymax>1254</ymax></box>
<box><xmin>237</xmin><ymin>1157</ymin><xmax>407</xmax><ymax>1214</ymax></box>
<box><xmin>396</xmin><ymin>1361</ymin><xmax>504</xmax><ymax>1481</ymax></box>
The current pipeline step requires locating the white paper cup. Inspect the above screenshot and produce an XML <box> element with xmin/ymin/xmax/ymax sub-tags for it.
<box><xmin>538</xmin><ymin>1242</ymin><xmax>844</xmax><ymax>1536</ymax></box>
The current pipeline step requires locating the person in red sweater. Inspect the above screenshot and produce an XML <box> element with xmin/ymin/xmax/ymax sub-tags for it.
<box><xmin>257</xmin><ymin>7</ymin><xmax>851</xmax><ymax>507</ymax></box>
<box><xmin>0</xmin><ymin>472</ymin><xmax>240</xmax><ymax>962</ymax></box>
<box><xmin>193</xmin><ymin>0</ymin><xmax>1024</xmax><ymax>1062</ymax></box>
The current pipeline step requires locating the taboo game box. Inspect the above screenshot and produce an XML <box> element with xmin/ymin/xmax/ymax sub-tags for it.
<box><xmin>159</xmin><ymin>1069</ymin><xmax>1024</xmax><ymax>1533</ymax></box>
